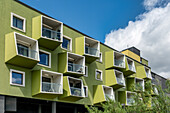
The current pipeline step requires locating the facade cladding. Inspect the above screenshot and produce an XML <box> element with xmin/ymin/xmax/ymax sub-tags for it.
<box><xmin>0</xmin><ymin>0</ymin><xmax>168</xmax><ymax>113</ymax></box>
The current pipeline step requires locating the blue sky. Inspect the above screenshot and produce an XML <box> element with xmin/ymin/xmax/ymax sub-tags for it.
<box><xmin>20</xmin><ymin>0</ymin><xmax>145</xmax><ymax>42</ymax></box>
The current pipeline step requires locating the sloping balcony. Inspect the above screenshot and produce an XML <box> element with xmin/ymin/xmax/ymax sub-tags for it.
<box><xmin>32</xmin><ymin>70</ymin><xmax>63</xmax><ymax>98</ymax></box>
<box><xmin>93</xmin><ymin>85</ymin><xmax>115</xmax><ymax>104</ymax></box>
<box><xmin>127</xmin><ymin>77</ymin><xmax>144</xmax><ymax>92</ymax></box>
<box><xmin>144</xmin><ymin>67</ymin><xmax>152</xmax><ymax>79</ymax></box>
<box><xmin>59</xmin><ymin>76</ymin><xmax>85</xmax><ymax>101</ymax></box>
<box><xmin>151</xmin><ymin>84</ymin><xmax>159</xmax><ymax>96</ymax></box>
<box><xmin>124</xmin><ymin>57</ymin><xmax>136</xmax><ymax>76</ymax></box>
<box><xmin>118</xmin><ymin>91</ymin><xmax>136</xmax><ymax>106</ymax></box>
<box><xmin>32</xmin><ymin>15</ymin><xmax>63</xmax><ymax>50</ymax></box>
<box><xmin>105</xmin><ymin>51</ymin><xmax>125</xmax><ymax>70</ymax></box>
<box><xmin>58</xmin><ymin>52</ymin><xmax>85</xmax><ymax>77</ymax></box>
<box><xmin>75</xmin><ymin>36</ymin><xmax>100</xmax><ymax>63</ymax></box>
<box><xmin>105</xmin><ymin>69</ymin><xmax>125</xmax><ymax>89</ymax></box>
<box><xmin>5</xmin><ymin>32</ymin><xmax>39</xmax><ymax>68</ymax></box>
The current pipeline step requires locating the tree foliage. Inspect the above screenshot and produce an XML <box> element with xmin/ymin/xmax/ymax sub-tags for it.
<box><xmin>85</xmin><ymin>80</ymin><xmax>170</xmax><ymax>113</ymax></box>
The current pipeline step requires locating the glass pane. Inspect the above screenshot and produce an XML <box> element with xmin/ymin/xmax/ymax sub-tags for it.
<box><xmin>13</xmin><ymin>16</ymin><xmax>23</xmax><ymax>30</ymax></box>
<box><xmin>39</xmin><ymin>51</ymin><xmax>49</xmax><ymax>66</ymax></box>
<box><xmin>17</xmin><ymin>44</ymin><xmax>29</xmax><ymax>57</ymax></box>
<box><xmin>62</xmin><ymin>38</ymin><xmax>70</xmax><ymax>49</ymax></box>
<box><xmin>12</xmin><ymin>72</ymin><xmax>23</xmax><ymax>85</ymax></box>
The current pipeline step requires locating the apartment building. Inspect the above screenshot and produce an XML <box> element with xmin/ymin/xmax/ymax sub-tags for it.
<box><xmin>0</xmin><ymin>0</ymin><xmax>163</xmax><ymax>113</ymax></box>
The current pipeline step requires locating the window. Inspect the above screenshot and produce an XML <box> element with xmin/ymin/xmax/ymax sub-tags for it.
<box><xmin>10</xmin><ymin>69</ymin><xmax>25</xmax><ymax>87</ymax></box>
<box><xmin>84</xmin><ymin>86</ymin><xmax>88</xmax><ymax>97</ymax></box>
<box><xmin>84</xmin><ymin>66</ymin><xmax>88</xmax><ymax>77</ymax></box>
<box><xmin>62</xmin><ymin>36</ymin><xmax>72</xmax><ymax>51</ymax></box>
<box><xmin>96</xmin><ymin>52</ymin><xmax>102</xmax><ymax>62</ymax></box>
<box><xmin>95</xmin><ymin>69</ymin><xmax>102</xmax><ymax>81</ymax></box>
<box><xmin>17</xmin><ymin>43</ymin><xmax>29</xmax><ymax>57</ymax></box>
<box><xmin>38</xmin><ymin>50</ymin><xmax>51</xmax><ymax>68</ymax></box>
<box><xmin>11</xmin><ymin>13</ymin><xmax>26</xmax><ymax>32</ymax></box>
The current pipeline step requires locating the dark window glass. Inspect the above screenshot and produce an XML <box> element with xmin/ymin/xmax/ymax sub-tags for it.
<box><xmin>39</xmin><ymin>51</ymin><xmax>49</xmax><ymax>66</ymax></box>
<box><xmin>12</xmin><ymin>72</ymin><xmax>23</xmax><ymax>85</ymax></box>
<box><xmin>62</xmin><ymin>37</ymin><xmax>70</xmax><ymax>50</ymax></box>
<box><xmin>17</xmin><ymin>44</ymin><xmax>29</xmax><ymax>57</ymax></box>
<box><xmin>13</xmin><ymin>16</ymin><xmax>24</xmax><ymax>30</ymax></box>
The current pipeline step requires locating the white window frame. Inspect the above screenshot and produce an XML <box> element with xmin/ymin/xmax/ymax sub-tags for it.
<box><xmin>95</xmin><ymin>69</ymin><xmax>103</xmax><ymax>81</ymax></box>
<box><xmin>10</xmin><ymin>69</ymin><xmax>25</xmax><ymax>87</ymax></box>
<box><xmin>84</xmin><ymin>66</ymin><xmax>88</xmax><ymax>77</ymax></box>
<box><xmin>84</xmin><ymin>86</ymin><xmax>88</xmax><ymax>97</ymax></box>
<box><xmin>61</xmin><ymin>35</ymin><xmax>72</xmax><ymax>51</ymax></box>
<box><xmin>38</xmin><ymin>49</ymin><xmax>51</xmax><ymax>68</ymax></box>
<box><xmin>96</xmin><ymin>52</ymin><xmax>102</xmax><ymax>62</ymax></box>
<box><xmin>11</xmin><ymin>12</ymin><xmax>26</xmax><ymax>32</ymax></box>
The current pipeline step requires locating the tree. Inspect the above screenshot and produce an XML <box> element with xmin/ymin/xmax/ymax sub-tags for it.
<box><xmin>85</xmin><ymin>80</ymin><xmax>170</xmax><ymax>113</ymax></box>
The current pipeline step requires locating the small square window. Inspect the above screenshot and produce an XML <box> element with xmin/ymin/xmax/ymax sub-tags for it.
<box><xmin>96</xmin><ymin>52</ymin><xmax>102</xmax><ymax>62</ymax></box>
<box><xmin>11</xmin><ymin>13</ymin><xmax>26</xmax><ymax>32</ymax></box>
<box><xmin>62</xmin><ymin>36</ymin><xmax>72</xmax><ymax>51</ymax></box>
<box><xmin>84</xmin><ymin>86</ymin><xmax>88</xmax><ymax>97</ymax></box>
<box><xmin>39</xmin><ymin>50</ymin><xmax>51</xmax><ymax>68</ymax></box>
<box><xmin>10</xmin><ymin>69</ymin><xmax>25</xmax><ymax>87</ymax></box>
<box><xmin>84</xmin><ymin>66</ymin><xmax>88</xmax><ymax>77</ymax></box>
<box><xmin>95</xmin><ymin>69</ymin><xmax>102</xmax><ymax>81</ymax></box>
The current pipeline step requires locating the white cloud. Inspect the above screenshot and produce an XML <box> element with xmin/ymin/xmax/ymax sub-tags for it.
<box><xmin>105</xmin><ymin>3</ymin><xmax>170</xmax><ymax>79</ymax></box>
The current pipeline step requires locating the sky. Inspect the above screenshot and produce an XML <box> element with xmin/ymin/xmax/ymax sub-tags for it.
<box><xmin>20</xmin><ymin>0</ymin><xmax>170</xmax><ymax>79</ymax></box>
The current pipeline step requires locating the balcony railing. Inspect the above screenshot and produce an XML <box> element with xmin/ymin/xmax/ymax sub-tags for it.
<box><xmin>146</xmin><ymin>71</ymin><xmax>152</xmax><ymax>78</ymax></box>
<box><xmin>42</xmin><ymin>27</ymin><xmax>61</xmax><ymax>41</ymax></box>
<box><xmin>85</xmin><ymin>46</ymin><xmax>99</xmax><ymax>57</ymax></box>
<box><xmin>68</xmin><ymin>63</ymin><xmax>84</xmax><ymax>73</ymax></box>
<box><xmin>70</xmin><ymin>87</ymin><xmax>82</xmax><ymax>96</ymax></box>
<box><xmin>116</xmin><ymin>77</ymin><xmax>124</xmax><ymax>85</ymax></box>
<box><xmin>105</xmin><ymin>94</ymin><xmax>114</xmax><ymax>101</ymax></box>
<box><xmin>153</xmin><ymin>87</ymin><xmax>158</xmax><ymax>95</ymax></box>
<box><xmin>42</xmin><ymin>82</ymin><xmax>62</xmax><ymax>93</ymax></box>
<box><xmin>114</xmin><ymin>59</ymin><xmax>124</xmax><ymax>67</ymax></box>
<box><xmin>17</xmin><ymin>45</ymin><xmax>38</xmax><ymax>60</ymax></box>
<box><xmin>128</xmin><ymin>64</ymin><xmax>135</xmax><ymax>71</ymax></box>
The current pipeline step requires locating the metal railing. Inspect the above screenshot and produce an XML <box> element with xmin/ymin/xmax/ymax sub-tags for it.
<box><xmin>42</xmin><ymin>27</ymin><xmax>61</xmax><ymax>41</ymax></box>
<box><xmin>42</xmin><ymin>82</ymin><xmax>62</xmax><ymax>93</ymax></box>
<box><xmin>116</xmin><ymin>77</ymin><xmax>124</xmax><ymax>85</ymax></box>
<box><xmin>85</xmin><ymin>46</ymin><xmax>99</xmax><ymax>57</ymax></box>
<box><xmin>70</xmin><ymin>87</ymin><xmax>82</xmax><ymax>96</ymax></box>
<box><xmin>146</xmin><ymin>71</ymin><xmax>152</xmax><ymax>78</ymax></box>
<box><xmin>68</xmin><ymin>63</ymin><xmax>84</xmax><ymax>73</ymax></box>
<box><xmin>114</xmin><ymin>59</ymin><xmax>124</xmax><ymax>67</ymax></box>
<box><xmin>105</xmin><ymin>94</ymin><xmax>114</xmax><ymax>100</ymax></box>
<box><xmin>153</xmin><ymin>87</ymin><xmax>159</xmax><ymax>95</ymax></box>
<box><xmin>17</xmin><ymin>45</ymin><xmax>38</xmax><ymax>60</ymax></box>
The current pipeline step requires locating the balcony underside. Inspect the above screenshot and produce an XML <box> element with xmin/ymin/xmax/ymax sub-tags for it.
<box><xmin>6</xmin><ymin>55</ymin><xmax>39</xmax><ymax>69</ymax></box>
<box><xmin>84</xmin><ymin>55</ymin><xmax>99</xmax><ymax>63</ymax></box>
<box><xmin>123</xmin><ymin>70</ymin><xmax>135</xmax><ymax>77</ymax></box>
<box><xmin>64</xmin><ymin>72</ymin><xmax>84</xmax><ymax>77</ymax></box>
<box><xmin>112</xmin><ymin>84</ymin><xmax>125</xmax><ymax>89</ymax></box>
<box><xmin>32</xmin><ymin>92</ymin><xmax>60</xmax><ymax>99</ymax></box>
<box><xmin>38</xmin><ymin>38</ymin><xmax>62</xmax><ymax>50</ymax></box>
<box><xmin>59</xmin><ymin>95</ymin><xmax>84</xmax><ymax>102</ymax></box>
<box><xmin>106</xmin><ymin>66</ymin><xmax>125</xmax><ymax>71</ymax></box>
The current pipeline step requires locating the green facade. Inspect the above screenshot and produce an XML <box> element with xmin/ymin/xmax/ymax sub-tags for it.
<box><xmin>0</xmin><ymin>0</ymin><xmax>154</xmax><ymax>107</ymax></box>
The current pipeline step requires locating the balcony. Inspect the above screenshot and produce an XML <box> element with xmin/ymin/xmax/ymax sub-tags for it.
<box><xmin>105</xmin><ymin>69</ymin><xmax>125</xmax><ymax>89</ymax></box>
<box><xmin>75</xmin><ymin>36</ymin><xmax>100</xmax><ymax>63</ymax></box>
<box><xmin>59</xmin><ymin>76</ymin><xmax>85</xmax><ymax>101</ymax></box>
<box><xmin>152</xmin><ymin>85</ymin><xmax>159</xmax><ymax>96</ymax></box>
<box><xmin>58</xmin><ymin>52</ymin><xmax>85</xmax><ymax>77</ymax></box>
<box><xmin>93</xmin><ymin>85</ymin><xmax>115</xmax><ymax>104</ymax></box>
<box><xmin>114</xmin><ymin>52</ymin><xmax>125</xmax><ymax>69</ymax></box>
<box><xmin>32</xmin><ymin>15</ymin><xmax>63</xmax><ymax>50</ymax></box>
<box><xmin>135</xmin><ymin>78</ymin><xmax>144</xmax><ymax>92</ymax></box>
<box><xmin>5</xmin><ymin>32</ymin><xmax>39</xmax><ymax>68</ymax></box>
<box><xmin>32</xmin><ymin>70</ymin><xmax>63</xmax><ymax>98</ymax></box>
<box><xmin>124</xmin><ymin>57</ymin><xmax>136</xmax><ymax>76</ymax></box>
<box><xmin>145</xmin><ymin>67</ymin><xmax>152</xmax><ymax>79</ymax></box>
<box><xmin>118</xmin><ymin>91</ymin><xmax>136</xmax><ymax>106</ymax></box>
